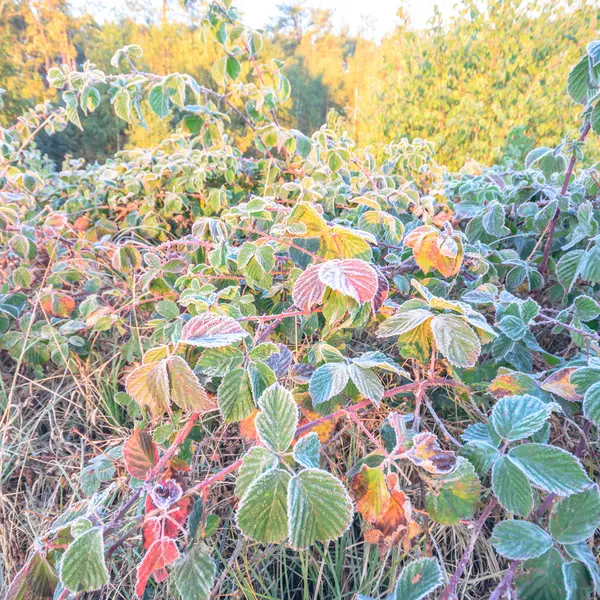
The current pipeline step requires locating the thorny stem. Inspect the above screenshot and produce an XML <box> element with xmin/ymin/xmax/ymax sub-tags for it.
<box><xmin>539</xmin><ymin>122</ymin><xmax>591</xmax><ymax>275</ymax></box>
<box><xmin>439</xmin><ymin>499</ymin><xmax>496</xmax><ymax>600</ymax></box>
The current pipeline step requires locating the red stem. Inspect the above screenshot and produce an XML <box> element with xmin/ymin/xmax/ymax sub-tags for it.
<box><xmin>539</xmin><ymin>123</ymin><xmax>591</xmax><ymax>275</ymax></box>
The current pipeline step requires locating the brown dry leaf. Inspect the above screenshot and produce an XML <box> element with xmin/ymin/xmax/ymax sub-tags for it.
<box><xmin>363</xmin><ymin>473</ymin><xmax>421</xmax><ymax>557</ymax></box>
<box><xmin>402</xmin><ymin>432</ymin><xmax>456</xmax><ymax>474</ymax></box>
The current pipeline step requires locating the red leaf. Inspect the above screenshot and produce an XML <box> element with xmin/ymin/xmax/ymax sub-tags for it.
<box><xmin>371</xmin><ymin>267</ymin><xmax>389</xmax><ymax>313</ymax></box>
<box><xmin>135</xmin><ymin>539</ymin><xmax>179</xmax><ymax>597</ymax></box>
<box><xmin>180</xmin><ymin>313</ymin><xmax>248</xmax><ymax>348</ymax></box>
<box><xmin>123</xmin><ymin>430</ymin><xmax>159</xmax><ymax>479</ymax></box>
<box><xmin>318</xmin><ymin>259</ymin><xmax>378</xmax><ymax>304</ymax></box>
<box><xmin>292</xmin><ymin>263</ymin><xmax>326</xmax><ymax>311</ymax></box>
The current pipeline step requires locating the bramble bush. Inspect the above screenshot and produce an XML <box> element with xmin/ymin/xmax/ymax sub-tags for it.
<box><xmin>1</xmin><ymin>2</ymin><xmax>600</xmax><ymax>598</ymax></box>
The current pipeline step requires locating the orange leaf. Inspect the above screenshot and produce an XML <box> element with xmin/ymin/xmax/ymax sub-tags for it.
<box><xmin>123</xmin><ymin>430</ymin><xmax>159</xmax><ymax>480</ymax></box>
<box><xmin>363</xmin><ymin>473</ymin><xmax>421</xmax><ymax>557</ymax></box>
<box><xmin>40</xmin><ymin>291</ymin><xmax>75</xmax><ymax>318</ymax></box>
<box><xmin>488</xmin><ymin>371</ymin><xmax>538</xmax><ymax>399</ymax></box>
<box><xmin>541</xmin><ymin>367</ymin><xmax>582</xmax><ymax>402</ymax></box>
<box><xmin>352</xmin><ymin>465</ymin><xmax>391</xmax><ymax>523</ymax></box>
<box><xmin>135</xmin><ymin>539</ymin><xmax>179</xmax><ymax>598</ymax></box>
<box><xmin>239</xmin><ymin>410</ymin><xmax>260</xmax><ymax>441</ymax></box>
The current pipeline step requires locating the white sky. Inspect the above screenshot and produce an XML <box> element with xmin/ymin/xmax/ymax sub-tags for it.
<box><xmin>236</xmin><ymin>0</ymin><xmax>456</xmax><ymax>37</ymax></box>
<box><xmin>76</xmin><ymin>0</ymin><xmax>457</xmax><ymax>38</ymax></box>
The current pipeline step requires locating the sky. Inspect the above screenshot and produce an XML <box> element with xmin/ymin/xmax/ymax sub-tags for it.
<box><xmin>75</xmin><ymin>0</ymin><xmax>457</xmax><ymax>38</ymax></box>
<box><xmin>235</xmin><ymin>0</ymin><xmax>455</xmax><ymax>37</ymax></box>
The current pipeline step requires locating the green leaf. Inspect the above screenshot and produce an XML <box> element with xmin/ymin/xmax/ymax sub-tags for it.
<box><xmin>292</xmin><ymin>129</ymin><xmax>312</xmax><ymax>158</ymax></box>
<box><xmin>309</xmin><ymin>362</ymin><xmax>349</xmax><ymax>406</ymax></box>
<box><xmin>255</xmin><ymin>383</ymin><xmax>298</xmax><ymax>453</ymax></box>
<box><xmin>235</xmin><ymin>446</ymin><xmax>279</xmax><ymax>498</ymax></box>
<box><xmin>348</xmin><ymin>364</ymin><xmax>384</xmax><ymax>405</ymax></box>
<box><xmin>171</xmin><ymin>544</ymin><xmax>216</xmax><ymax>600</ymax></box>
<box><xmin>482</xmin><ymin>201</ymin><xmax>510</xmax><ymax>237</ymax></box>
<box><xmin>431</xmin><ymin>314</ymin><xmax>481</xmax><ymax>368</ymax></box>
<box><xmin>59</xmin><ymin>528</ymin><xmax>109</xmax><ymax>592</ymax></box>
<box><xmin>196</xmin><ymin>346</ymin><xmax>244</xmax><ymax>376</ymax></box>
<box><xmin>460</xmin><ymin>441</ymin><xmax>499</xmax><ymax>476</ymax></box>
<box><xmin>218</xmin><ymin>368</ymin><xmax>255</xmax><ymax>423</ymax></box>
<box><xmin>148</xmin><ymin>84</ymin><xmax>171</xmax><ymax>118</ymax></box>
<box><xmin>492</xmin><ymin>455</ymin><xmax>533</xmax><ymax>517</ymax></box>
<box><xmin>508</xmin><ymin>443</ymin><xmax>591</xmax><ymax>496</ymax></box>
<box><xmin>490</xmin><ymin>395</ymin><xmax>556</xmax><ymax>441</ymax></box>
<box><xmin>391</xmin><ymin>558</ymin><xmax>443</xmax><ymax>600</ymax></box>
<box><xmin>350</xmin><ymin>351</ymin><xmax>407</xmax><ymax>376</ymax></box>
<box><xmin>562</xmin><ymin>561</ymin><xmax>593</xmax><ymax>600</ymax></box>
<box><xmin>156</xmin><ymin>299</ymin><xmax>179</xmax><ymax>319</ymax></box>
<box><xmin>549</xmin><ymin>486</ymin><xmax>600</xmax><ymax>544</ymax></box>
<box><xmin>226</xmin><ymin>56</ymin><xmax>241</xmax><ymax>80</ymax></box>
<box><xmin>287</xmin><ymin>468</ymin><xmax>353</xmax><ymax>550</ymax></box>
<box><xmin>556</xmin><ymin>250</ymin><xmax>585</xmax><ymax>293</ymax></box>
<box><xmin>498</xmin><ymin>315</ymin><xmax>527</xmax><ymax>341</ymax></box>
<box><xmin>236</xmin><ymin>468</ymin><xmax>291</xmax><ymax>543</ymax></box>
<box><xmin>565</xmin><ymin>543</ymin><xmax>600</xmax><ymax>593</ymax></box>
<box><xmin>574</xmin><ymin>295</ymin><xmax>600</xmax><ymax>321</ymax></box>
<box><xmin>516</xmin><ymin>549</ymin><xmax>568</xmax><ymax>600</ymax></box>
<box><xmin>293</xmin><ymin>432</ymin><xmax>321</xmax><ymax>469</ymax></box>
<box><xmin>4</xmin><ymin>551</ymin><xmax>58</xmax><ymax>600</ymax></box>
<box><xmin>491</xmin><ymin>520</ymin><xmax>553</xmax><ymax>560</ymax></box>
<box><xmin>568</xmin><ymin>56</ymin><xmax>591</xmax><ymax>104</ymax></box>
<box><xmin>581</xmin><ymin>246</ymin><xmax>600</xmax><ymax>284</ymax></box>
<box><xmin>426</xmin><ymin>458</ymin><xmax>481</xmax><ymax>525</ymax></box>
<box><xmin>583</xmin><ymin>381</ymin><xmax>600</xmax><ymax>426</ymax></box>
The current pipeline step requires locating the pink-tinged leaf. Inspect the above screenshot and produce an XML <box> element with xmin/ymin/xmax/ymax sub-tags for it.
<box><xmin>5</xmin><ymin>551</ymin><xmax>57</xmax><ymax>600</ymax></box>
<box><xmin>135</xmin><ymin>539</ymin><xmax>180</xmax><ymax>598</ymax></box>
<box><xmin>126</xmin><ymin>361</ymin><xmax>169</xmax><ymax>422</ymax></box>
<box><xmin>123</xmin><ymin>430</ymin><xmax>159</xmax><ymax>479</ymax></box>
<box><xmin>541</xmin><ymin>367</ymin><xmax>582</xmax><ymax>402</ymax></box>
<box><xmin>125</xmin><ymin>357</ymin><xmax>214</xmax><ymax>422</ymax></box>
<box><xmin>164</xmin><ymin>355</ymin><xmax>215</xmax><ymax>412</ymax></box>
<box><xmin>318</xmin><ymin>259</ymin><xmax>378</xmax><ymax>304</ymax></box>
<box><xmin>292</xmin><ymin>263</ymin><xmax>326</xmax><ymax>311</ymax></box>
<box><xmin>371</xmin><ymin>267</ymin><xmax>389</xmax><ymax>313</ymax></box>
<box><xmin>181</xmin><ymin>313</ymin><xmax>249</xmax><ymax>348</ymax></box>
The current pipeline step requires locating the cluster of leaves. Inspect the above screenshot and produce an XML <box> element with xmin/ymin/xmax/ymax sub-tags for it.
<box><xmin>1</xmin><ymin>2</ymin><xmax>600</xmax><ymax>599</ymax></box>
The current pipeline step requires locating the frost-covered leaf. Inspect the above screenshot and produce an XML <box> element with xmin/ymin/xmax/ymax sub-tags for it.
<box><xmin>377</xmin><ymin>309</ymin><xmax>433</xmax><ymax>338</ymax></box>
<box><xmin>549</xmin><ymin>486</ymin><xmax>600</xmax><ymax>544</ymax></box>
<box><xmin>293</xmin><ymin>432</ymin><xmax>320</xmax><ymax>469</ymax></box>
<box><xmin>508</xmin><ymin>443</ymin><xmax>591</xmax><ymax>496</ymax></box>
<box><xmin>460</xmin><ymin>441</ymin><xmax>500</xmax><ymax>476</ymax></box>
<box><xmin>516</xmin><ymin>549</ymin><xmax>568</xmax><ymax>600</ymax></box>
<box><xmin>402</xmin><ymin>432</ymin><xmax>456</xmax><ymax>474</ymax></box>
<box><xmin>255</xmin><ymin>383</ymin><xmax>298</xmax><ymax>453</ymax></box>
<box><xmin>348</xmin><ymin>364</ymin><xmax>384</xmax><ymax>405</ymax></box>
<box><xmin>5</xmin><ymin>551</ymin><xmax>58</xmax><ymax>600</ymax></box>
<box><xmin>491</xmin><ymin>520</ymin><xmax>553</xmax><ymax>560</ymax></box>
<box><xmin>541</xmin><ymin>367</ymin><xmax>582</xmax><ymax>402</ymax></box>
<box><xmin>351</xmin><ymin>465</ymin><xmax>390</xmax><ymax>523</ymax></box>
<box><xmin>123</xmin><ymin>430</ymin><xmax>159</xmax><ymax>480</ymax></box>
<box><xmin>135</xmin><ymin>539</ymin><xmax>179</xmax><ymax>598</ymax></box>
<box><xmin>490</xmin><ymin>395</ymin><xmax>556</xmax><ymax>441</ymax></box>
<box><xmin>556</xmin><ymin>250</ymin><xmax>585</xmax><ymax>293</ymax></box>
<box><xmin>235</xmin><ymin>446</ymin><xmax>279</xmax><ymax>498</ymax></box>
<box><xmin>292</xmin><ymin>263</ymin><xmax>326</xmax><ymax>311</ymax></box>
<box><xmin>171</xmin><ymin>543</ymin><xmax>216</xmax><ymax>600</ymax></box>
<box><xmin>583</xmin><ymin>381</ymin><xmax>600</xmax><ymax>426</ymax></box>
<box><xmin>431</xmin><ymin>314</ymin><xmax>481</xmax><ymax>367</ymax></box>
<box><xmin>218</xmin><ymin>368</ymin><xmax>255</xmax><ymax>422</ymax></box>
<box><xmin>492</xmin><ymin>455</ymin><xmax>533</xmax><ymax>517</ymax></box>
<box><xmin>309</xmin><ymin>362</ymin><xmax>349</xmax><ymax>406</ymax></box>
<box><xmin>181</xmin><ymin>313</ymin><xmax>248</xmax><ymax>348</ymax></box>
<box><xmin>59</xmin><ymin>528</ymin><xmax>109</xmax><ymax>593</ymax></box>
<box><xmin>318</xmin><ymin>259</ymin><xmax>378</xmax><ymax>304</ymax></box>
<box><xmin>287</xmin><ymin>469</ymin><xmax>353</xmax><ymax>550</ymax></box>
<box><xmin>425</xmin><ymin>458</ymin><xmax>481</xmax><ymax>525</ymax></box>
<box><xmin>562</xmin><ymin>561</ymin><xmax>593</xmax><ymax>600</ymax></box>
<box><xmin>565</xmin><ymin>543</ymin><xmax>600</xmax><ymax>593</ymax></box>
<box><xmin>236</xmin><ymin>468</ymin><xmax>291</xmax><ymax>543</ymax></box>
<box><xmin>165</xmin><ymin>356</ymin><xmax>213</xmax><ymax>413</ymax></box>
<box><xmin>350</xmin><ymin>351</ymin><xmax>406</xmax><ymax>376</ymax></box>
<box><xmin>196</xmin><ymin>346</ymin><xmax>244</xmax><ymax>376</ymax></box>
<box><xmin>391</xmin><ymin>557</ymin><xmax>443</xmax><ymax>600</ymax></box>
